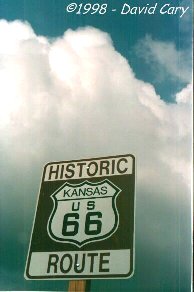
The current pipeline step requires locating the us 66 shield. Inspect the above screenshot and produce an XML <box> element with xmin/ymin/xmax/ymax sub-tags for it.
<box><xmin>25</xmin><ymin>154</ymin><xmax>136</xmax><ymax>280</ymax></box>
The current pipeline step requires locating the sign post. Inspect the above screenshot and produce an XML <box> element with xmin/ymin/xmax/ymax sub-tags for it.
<box><xmin>68</xmin><ymin>280</ymin><xmax>87</xmax><ymax>292</ymax></box>
<box><xmin>25</xmin><ymin>154</ymin><xmax>135</xmax><ymax>281</ymax></box>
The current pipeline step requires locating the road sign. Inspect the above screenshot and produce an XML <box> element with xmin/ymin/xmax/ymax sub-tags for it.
<box><xmin>25</xmin><ymin>154</ymin><xmax>135</xmax><ymax>279</ymax></box>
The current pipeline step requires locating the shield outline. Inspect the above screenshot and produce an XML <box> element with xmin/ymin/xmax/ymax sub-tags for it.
<box><xmin>47</xmin><ymin>179</ymin><xmax>121</xmax><ymax>247</ymax></box>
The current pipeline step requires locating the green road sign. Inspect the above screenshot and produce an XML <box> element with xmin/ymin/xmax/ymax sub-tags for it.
<box><xmin>25</xmin><ymin>154</ymin><xmax>135</xmax><ymax>279</ymax></box>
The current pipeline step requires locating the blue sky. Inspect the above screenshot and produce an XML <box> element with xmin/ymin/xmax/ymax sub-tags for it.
<box><xmin>0</xmin><ymin>0</ymin><xmax>192</xmax><ymax>291</ymax></box>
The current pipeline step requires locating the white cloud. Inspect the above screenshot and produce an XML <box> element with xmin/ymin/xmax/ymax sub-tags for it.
<box><xmin>134</xmin><ymin>34</ymin><xmax>191</xmax><ymax>83</ymax></box>
<box><xmin>0</xmin><ymin>20</ymin><xmax>36</xmax><ymax>54</ymax></box>
<box><xmin>0</xmin><ymin>20</ymin><xmax>192</xmax><ymax>265</ymax></box>
<box><xmin>0</xmin><ymin>21</ymin><xmax>191</xmax><ymax>188</ymax></box>
<box><xmin>176</xmin><ymin>83</ymin><xmax>192</xmax><ymax>104</ymax></box>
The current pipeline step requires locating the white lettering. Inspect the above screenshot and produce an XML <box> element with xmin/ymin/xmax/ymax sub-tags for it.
<box><xmin>160</xmin><ymin>4</ymin><xmax>189</xmax><ymax>18</ymax></box>
<box><xmin>121</xmin><ymin>3</ymin><xmax>157</xmax><ymax>15</ymax></box>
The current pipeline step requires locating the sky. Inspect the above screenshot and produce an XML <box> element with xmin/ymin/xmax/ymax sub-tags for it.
<box><xmin>0</xmin><ymin>0</ymin><xmax>192</xmax><ymax>291</ymax></box>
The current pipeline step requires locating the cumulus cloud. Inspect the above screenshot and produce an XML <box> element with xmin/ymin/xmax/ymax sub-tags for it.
<box><xmin>176</xmin><ymin>83</ymin><xmax>192</xmax><ymax>104</ymax></box>
<box><xmin>0</xmin><ymin>21</ymin><xmax>192</xmax><ymax>288</ymax></box>
<box><xmin>0</xmin><ymin>21</ymin><xmax>191</xmax><ymax>184</ymax></box>
<box><xmin>134</xmin><ymin>34</ymin><xmax>191</xmax><ymax>83</ymax></box>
